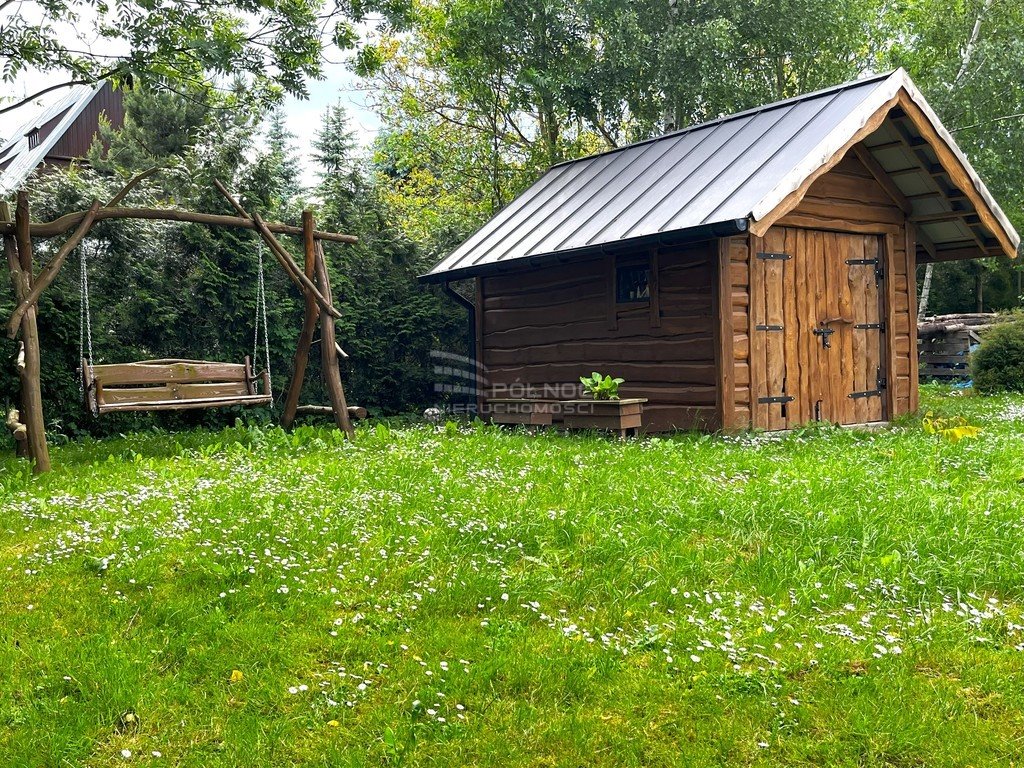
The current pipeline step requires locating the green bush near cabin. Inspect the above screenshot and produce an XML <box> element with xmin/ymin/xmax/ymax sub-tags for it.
<box><xmin>971</xmin><ymin>313</ymin><xmax>1024</xmax><ymax>393</ymax></box>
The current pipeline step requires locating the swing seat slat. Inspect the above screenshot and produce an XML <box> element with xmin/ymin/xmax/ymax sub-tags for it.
<box><xmin>83</xmin><ymin>357</ymin><xmax>272</xmax><ymax>415</ymax></box>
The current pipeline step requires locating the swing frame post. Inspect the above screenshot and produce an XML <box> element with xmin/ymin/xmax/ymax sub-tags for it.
<box><xmin>2</xmin><ymin>179</ymin><xmax>359</xmax><ymax>474</ymax></box>
<box><xmin>314</xmin><ymin>238</ymin><xmax>355</xmax><ymax>439</ymax></box>
<box><xmin>280</xmin><ymin>210</ymin><xmax>321</xmax><ymax>429</ymax></box>
<box><xmin>4</xmin><ymin>194</ymin><xmax>51</xmax><ymax>473</ymax></box>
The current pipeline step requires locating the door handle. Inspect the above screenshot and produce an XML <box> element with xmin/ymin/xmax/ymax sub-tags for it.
<box><xmin>813</xmin><ymin>323</ymin><xmax>835</xmax><ymax>349</ymax></box>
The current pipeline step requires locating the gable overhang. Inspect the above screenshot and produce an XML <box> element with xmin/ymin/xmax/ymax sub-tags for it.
<box><xmin>748</xmin><ymin>70</ymin><xmax>1019</xmax><ymax>261</ymax></box>
<box><xmin>419</xmin><ymin>218</ymin><xmax>747</xmax><ymax>283</ymax></box>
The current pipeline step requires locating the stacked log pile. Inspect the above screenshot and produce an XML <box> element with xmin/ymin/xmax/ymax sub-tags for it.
<box><xmin>917</xmin><ymin>313</ymin><xmax>996</xmax><ymax>380</ymax></box>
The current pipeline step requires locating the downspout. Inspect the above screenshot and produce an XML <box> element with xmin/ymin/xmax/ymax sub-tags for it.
<box><xmin>443</xmin><ymin>282</ymin><xmax>477</xmax><ymax>404</ymax></box>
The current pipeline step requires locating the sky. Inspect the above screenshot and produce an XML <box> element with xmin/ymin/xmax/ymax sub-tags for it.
<box><xmin>279</xmin><ymin>61</ymin><xmax>382</xmax><ymax>186</ymax></box>
<box><xmin>1</xmin><ymin>6</ymin><xmax>383</xmax><ymax>187</ymax></box>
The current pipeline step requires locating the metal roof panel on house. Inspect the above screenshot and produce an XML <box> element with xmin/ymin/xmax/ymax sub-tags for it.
<box><xmin>0</xmin><ymin>82</ymin><xmax>108</xmax><ymax>198</ymax></box>
<box><xmin>423</xmin><ymin>69</ymin><xmax>1019</xmax><ymax>282</ymax></box>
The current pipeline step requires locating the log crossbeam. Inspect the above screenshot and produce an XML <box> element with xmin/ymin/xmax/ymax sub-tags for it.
<box><xmin>0</xmin><ymin>208</ymin><xmax>358</xmax><ymax>243</ymax></box>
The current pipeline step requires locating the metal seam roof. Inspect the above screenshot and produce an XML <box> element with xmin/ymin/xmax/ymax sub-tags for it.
<box><xmin>423</xmin><ymin>69</ymin><xmax>1019</xmax><ymax>282</ymax></box>
<box><xmin>0</xmin><ymin>82</ymin><xmax>106</xmax><ymax>198</ymax></box>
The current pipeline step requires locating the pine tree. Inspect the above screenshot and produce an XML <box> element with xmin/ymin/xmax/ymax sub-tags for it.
<box><xmin>313</xmin><ymin>102</ymin><xmax>357</xmax><ymax>177</ymax></box>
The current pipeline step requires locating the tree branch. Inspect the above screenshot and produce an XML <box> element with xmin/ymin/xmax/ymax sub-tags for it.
<box><xmin>104</xmin><ymin>167</ymin><xmax>160</xmax><ymax>208</ymax></box>
<box><xmin>952</xmin><ymin>112</ymin><xmax>1024</xmax><ymax>133</ymax></box>
<box><xmin>0</xmin><ymin>76</ymin><xmax>104</xmax><ymax>116</ymax></box>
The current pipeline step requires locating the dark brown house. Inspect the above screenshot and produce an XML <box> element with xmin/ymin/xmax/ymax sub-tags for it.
<box><xmin>0</xmin><ymin>81</ymin><xmax>124</xmax><ymax>198</ymax></box>
<box><xmin>422</xmin><ymin>70</ymin><xmax>1019</xmax><ymax>432</ymax></box>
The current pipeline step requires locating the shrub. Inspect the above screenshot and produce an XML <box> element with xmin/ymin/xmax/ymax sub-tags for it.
<box><xmin>971</xmin><ymin>314</ymin><xmax>1024</xmax><ymax>393</ymax></box>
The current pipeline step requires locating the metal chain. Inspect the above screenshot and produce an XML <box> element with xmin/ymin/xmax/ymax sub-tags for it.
<box><xmin>253</xmin><ymin>242</ymin><xmax>272</xmax><ymax>397</ymax></box>
<box><xmin>78</xmin><ymin>241</ymin><xmax>95</xmax><ymax>393</ymax></box>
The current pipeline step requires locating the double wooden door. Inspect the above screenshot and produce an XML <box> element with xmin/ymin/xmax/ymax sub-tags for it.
<box><xmin>751</xmin><ymin>227</ymin><xmax>887</xmax><ymax>429</ymax></box>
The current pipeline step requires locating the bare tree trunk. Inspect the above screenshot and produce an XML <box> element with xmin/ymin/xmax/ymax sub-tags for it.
<box><xmin>918</xmin><ymin>262</ymin><xmax>934</xmax><ymax>316</ymax></box>
<box><xmin>955</xmin><ymin>0</ymin><xmax>993</xmax><ymax>85</ymax></box>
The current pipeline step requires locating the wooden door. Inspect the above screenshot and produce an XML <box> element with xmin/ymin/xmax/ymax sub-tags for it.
<box><xmin>751</xmin><ymin>227</ymin><xmax>886</xmax><ymax>429</ymax></box>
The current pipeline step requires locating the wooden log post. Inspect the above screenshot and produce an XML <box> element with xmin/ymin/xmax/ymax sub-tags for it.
<box><xmin>0</xmin><ymin>206</ymin><xmax>359</xmax><ymax>244</ymax></box>
<box><xmin>280</xmin><ymin>210</ymin><xmax>321</xmax><ymax>429</ymax></box>
<box><xmin>3</xmin><ymin>206</ymin><xmax>31</xmax><ymax>463</ymax></box>
<box><xmin>6</xmin><ymin>405</ymin><xmax>28</xmax><ymax>458</ymax></box>
<box><xmin>10</xmin><ymin>193</ymin><xmax>50</xmax><ymax>472</ymax></box>
<box><xmin>314</xmin><ymin>241</ymin><xmax>355</xmax><ymax>439</ymax></box>
<box><xmin>295</xmin><ymin>404</ymin><xmax>368</xmax><ymax>420</ymax></box>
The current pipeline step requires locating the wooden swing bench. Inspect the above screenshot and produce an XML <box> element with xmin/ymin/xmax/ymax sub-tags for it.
<box><xmin>83</xmin><ymin>357</ymin><xmax>272</xmax><ymax>415</ymax></box>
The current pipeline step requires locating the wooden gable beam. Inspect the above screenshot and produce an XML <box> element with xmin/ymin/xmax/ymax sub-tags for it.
<box><xmin>851</xmin><ymin>143</ymin><xmax>912</xmax><ymax>214</ymax></box>
<box><xmin>895</xmin><ymin>92</ymin><xmax>1017</xmax><ymax>259</ymax></box>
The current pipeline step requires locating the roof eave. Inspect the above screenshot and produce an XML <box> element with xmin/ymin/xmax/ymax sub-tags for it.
<box><xmin>419</xmin><ymin>218</ymin><xmax>749</xmax><ymax>284</ymax></box>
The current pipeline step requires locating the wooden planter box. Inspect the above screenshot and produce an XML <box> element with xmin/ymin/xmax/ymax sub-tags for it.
<box><xmin>561</xmin><ymin>398</ymin><xmax>647</xmax><ymax>438</ymax></box>
<box><xmin>488</xmin><ymin>398</ymin><xmax>557</xmax><ymax>426</ymax></box>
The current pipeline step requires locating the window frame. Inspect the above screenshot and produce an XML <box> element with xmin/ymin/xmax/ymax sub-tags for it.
<box><xmin>614</xmin><ymin>262</ymin><xmax>652</xmax><ymax>305</ymax></box>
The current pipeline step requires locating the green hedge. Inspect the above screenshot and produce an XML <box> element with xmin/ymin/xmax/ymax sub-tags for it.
<box><xmin>971</xmin><ymin>314</ymin><xmax>1024</xmax><ymax>393</ymax></box>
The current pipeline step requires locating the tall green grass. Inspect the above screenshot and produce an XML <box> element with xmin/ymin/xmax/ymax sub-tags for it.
<box><xmin>2</xmin><ymin>385</ymin><xmax>1024</xmax><ymax>766</ymax></box>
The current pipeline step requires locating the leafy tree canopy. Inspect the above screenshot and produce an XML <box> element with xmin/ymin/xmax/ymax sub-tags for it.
<box><xmin>0</xmin><ymin>0</ymin><xmax>361</xmax><ymax>115</ymax></box>
<box><xmin>356</xmin><ymin>0</ymin><xmax>1024</xmax><ymax>294</ymax></box>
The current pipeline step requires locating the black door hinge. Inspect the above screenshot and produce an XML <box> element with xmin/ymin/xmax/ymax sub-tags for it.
<box><xmin>755</xmin><ymin>324</ymin><xmax>784</xmax><ymax>331</ymax></box>
<box><xmin>849</xmin><ymin>389</ymin><xmax>883</xmax><ymax>399</ymax></box>
<box><xmin>846</xmin><ymin>257</ymin><xmax>884</xmax><ymax>283</ymax></box>
<box><xmin>756</xmin><ymin>251</ymin><xmax>791</xmax><ymax>260</ymax></box>
<box><xmin>758</xmin><ymin>395</ymin><xmax>795</xmax><ymax>404</ymax></box>
<box><xmin>854</xmin><ymin>322</ymin><xmax>886</xmax><ymax>331</ymax></box>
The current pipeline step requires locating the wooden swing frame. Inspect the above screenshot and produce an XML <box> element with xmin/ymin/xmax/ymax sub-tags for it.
<box><xmin>2</xmin><ymin>172</ymin><xmax>358</xmax><ymax>474</ymax></box>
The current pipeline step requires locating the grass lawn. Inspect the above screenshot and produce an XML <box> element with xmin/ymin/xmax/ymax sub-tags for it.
<box><xmin>3</xmin><ymin>384</ymin><xmax>1024</xmax><ymax>766</ymax></box>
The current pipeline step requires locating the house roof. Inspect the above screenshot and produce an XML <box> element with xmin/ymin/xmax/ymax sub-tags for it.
<box><xmin>422</xmin><ymin>69</ymin><xmax>1019</xmax><ymax>283</ymax></box>
<box><xmin>0</xmin><ymin>82</ymin><xmax>108</xmax><ymax>198</ymax></box>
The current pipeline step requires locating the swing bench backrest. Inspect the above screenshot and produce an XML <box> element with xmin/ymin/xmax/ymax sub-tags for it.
<box><xmin>83</xmin><ymin>357</ymin><xmax>272</xmax><ymax>415</ymax></box>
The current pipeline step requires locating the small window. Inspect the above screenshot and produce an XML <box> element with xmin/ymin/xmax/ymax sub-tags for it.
<box><xmin>616</xmin><ymin>264</ymin><xmax>650</xmax><ymax>303</ymax></box>
<box><xmin>27</xmin><ymin>129</ymin><xmax>40</xmax><ymax>149</ymax></box>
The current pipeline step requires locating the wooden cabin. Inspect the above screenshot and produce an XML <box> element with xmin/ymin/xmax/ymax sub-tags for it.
<box><xmin>422</xmin><ymin>70</ymin><xmax>1019</xmax><ymax>432</ymax></box>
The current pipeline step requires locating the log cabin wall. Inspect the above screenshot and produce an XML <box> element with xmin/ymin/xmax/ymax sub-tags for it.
<box><xmin>479</xmin><ymin>240</ymin><xmax>719</xmax><ymax>431</ymax></box>
<box><xmin>720</xmin><ymin>234</ymin><xmax>752</xmax><ymax>429</ymax></box>
<box><xmin>46</xmin><ymin>83</ymin><xmax>124</xmax><ymax>163</ymax></box>
<box><xmin>725</xmin><ymin>149</ymin><xmax>918</xmax><ymax>430</ymax></box>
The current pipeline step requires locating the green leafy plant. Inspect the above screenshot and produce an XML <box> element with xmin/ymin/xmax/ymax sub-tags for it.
<box><xmin>921</xmin><ymin>411</ymin><xmax>982</xmax><ymax>442</ymax></box>
<box><xmin>971</xmin><ymin>313</ymin><xmax>1024</xmax><ymax>394</ymax></box>
<box><xmin>579</xmin><ymin>372</ymin><xmax>624</xmax><ymax>400</ymax></box>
